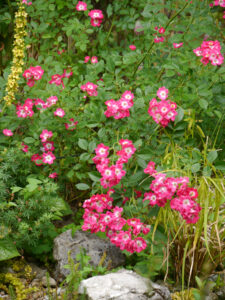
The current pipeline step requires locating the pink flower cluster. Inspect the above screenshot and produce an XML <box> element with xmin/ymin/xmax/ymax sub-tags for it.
<box><xmin>23</xmin><ymin>66</ymin><xmax>44</xmax><ymax>87</ymax></box>
<box><xmin>93</xmin><ymin>140</ymin><xmax>136</xmax><ymax>189</ymax></box>
<box><xmin>153</xmin><ymin>26</ymin><xmax>165</xmax><ymax>43</ymax></box>
<box><xmin>31</xmin><ymin>130</ymin><xmax>56</xmax><ymax>165</ymax></box>
<box><xmin>82</xmin><ymin>191</ymin><xmax>150</xmax><ymax>253</ymax></box>
<box><xmin>84</xmin><ymin>56</ymin><xmax>98</xmax><ymax>63</ymax></box>
<box><xmin>49</xmin><ymin>69</ymin><xmax>73</xmax><ymax>89</ymax></box>
<box><xmin>16</xmin><ymin>96</ymin><xmax>58</xmax><ymax>118</ymax></box>
<box><xmin>104</xmin><ymin>91</ymin><xmax>134</xmax><ymax>119</ymax></box>
<box><xmin>88</xmin><ymin>9</ymin><xmax>104</xmax><ymax>27</ymax></box>
<box><xmin>148</xmin><ymin>87</ymin><xmax>177</xmax><ymax>127</ymax></box>
<box><xmin>214</xmin><ymin>0</ymin><xmax>225</xmax><ymax>7</ymax></box>
<box><xmin>193</xmin><ymin>40</ymin><xmax>224</xmax><ymax>66</ymax></box>
<box><xmin>80</xmin><ymin>82</ymin><xmax>98</xmax><ymax>97</ymax></box>
<box><xmin>143</xmin><ymin>161</ymin><xmax>201</xmax><ymax>224</ymax></box>
<box><xmin>22</xmin><ymin>0</ymin><xmax>32</xmax><ymax>5</ymax></box>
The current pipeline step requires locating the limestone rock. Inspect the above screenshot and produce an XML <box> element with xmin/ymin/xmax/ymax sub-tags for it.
<box><xmin>78</xmin><ymin>269</ymin><xmax>171</xmax><ymax>300</ymax></box>
<box><xmin>53</xmin><ymin>230</ymin><xmax>125</xmax><ymax>279</ymax></box>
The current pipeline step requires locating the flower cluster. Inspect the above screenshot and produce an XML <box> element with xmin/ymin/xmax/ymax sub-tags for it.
<box><xmin>153</xmin><ymin>26</ymin><xmax>165</xmax><ymax>43</ymax></box>
<box><xmin>214</xmin><ymin>0</ymin><xmax>225</xmax><ymax>7</ymax></box>
<box><xmin>82</xmin><ymin>192</ymin><xmax>150</xmax><ymax>253</ymax></box>
<box><xmin>23</xmin><ymin>66</ymin><xmax>44</xmax><ymax>87</ymax></box>
<box><xmin>31</xmin><ymin>129</ymin><xmax>56</xmax><ymax>166</ymax></box>
<box><xmin>88</xmin><ymin>9</ymin><xmax>104</xmax><ymax>27</ymax></box>
<box><xmin>104</xmin><ymin>91</ymin><xmax>134</xmax><ymax>119</ymax></box>
<box><xmin>193</xmin><ymin>40</ymin><xmax>224</xmax><ymax>66</ymax></box>
<box><xmin>93</xmin><ymin>140</ymin><xmax>136</xmax><ymax>189</ymax></box>
<box><xmin>80</xmin><ymin>82</ymin><xmax>98</xmax><ymax>96</ymax></box>
<box><xmin>148</xmin><ymin>87</ymin><xmax>177</xmax><ymax>127</ymax></box>
<box><xmin>143</xmin><ymin>162</ymin><xmax>201</xmax><ymax>224</ymax></box>
<box><xmin>16</xmin><ymin>98</ymin><xmax>34</xmax><ymax>118</ymax></box>
<box><xmin>3</xmin><ymin>3</ymin><xmax>27</xmax><ymax>105</ymax></box>
<box><xmin>49</xmin><ymin>69</ymin><xmax>73</xmax><ymax>89</ymax></box>
<box><xmin>22</xmin><ymin>0</ymin><xmax>32</xmax><ymax>5</ymax></box>
<box><xmin>16</xmin><ymin>96</ymin><xmax>58</xmax><ymax>118</ymax></box>
<box><xmin>84</xmin><ymin>56</ymin><xmax>98</xmax><ymax>63</ymax></box>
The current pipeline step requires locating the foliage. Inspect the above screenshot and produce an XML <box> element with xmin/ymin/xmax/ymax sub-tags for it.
<box><xmin>61</xmin><ymin>248</ymin><xmax>107</xmax><ymax>300</ymax></box>
<box><xmin>0</xmin><ymin>148</ymin><xmax>71</xmax><ymax>260</ymax></box>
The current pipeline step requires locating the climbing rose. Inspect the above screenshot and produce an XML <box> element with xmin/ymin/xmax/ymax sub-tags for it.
<box><xmin>54</xmin><ymin>108</ymin><xmax>65</xmax><ymax>118</ymax></box>
<box><xmin>157</xmin><ymin>87</ymin><xmax>169</xmax><ymax>100</ymax></box>
<box><xmin>129</xmin><ymin>45</ymin><xmax>136</xmax><ymax>51</ymax></box>
<box><xmin>193</xmin><ymin>40</ymin><xmax>224</xmax><ymax>66</ymax></box>
<box><xmin>84</xmin><ymin>56</ymin><xmax>90</xmax><ymax>63</ymax></box>
<box><xmin>49</xmin><ymin>172</ymin><xmax>58</xmax><ymax>178</ymax></box>
<box><xmin>91</xmin><ymin>56</ymin><xmax>98</xmax><ymax>64</ymax></box>
<box><xmin>214</xmin><ymin>0</ymin><xmax>225</xmax><ymax>7</ymax></box>
<box><xmin>42</xmin><ymin>151</ymin><xmax>56</xmax><ymax>165</ymax></box>
<box><xmin>65</xmin><ymin>119</ymin><xmax>78</xmax><ymax>130</ymax></box>
<box><xmin>88</xmin><ymin>9</ymin><xmax>104</xmax><ymax>27</ymax></box>
<box><xmin>173</xmin><ymin>43</ymin><xmax>183</xmax><ymax>48</ymax></box>
<box><xmin>3</xmin><ymin>129</ymin><xmax>13</xmax><ymax>136</ymax></box>
<box><xmin>76</xmin><ymin>1</ymin><xmax>87</xmax><ymax>11</ymax></box>
<box><xmin>21</xmin><ymin>142</ymin><xmax>29</xmax><ymax>153</ymax></box>
<box><xmin>40</xmin><ymin>129</ymin><xmax>53</xmax><ymax>142</ymax></box>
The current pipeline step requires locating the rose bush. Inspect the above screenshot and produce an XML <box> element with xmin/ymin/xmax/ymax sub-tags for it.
<box><xmin>0</xmin><ymin>0</ymin><xmax>224</xmax><ymax>286</ymax></box>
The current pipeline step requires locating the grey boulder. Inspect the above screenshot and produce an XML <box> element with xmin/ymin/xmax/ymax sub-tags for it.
<box><xmin>53</xmin><ymin>230</ymin><xmax>125</xmax><ymax>280</ymax></box>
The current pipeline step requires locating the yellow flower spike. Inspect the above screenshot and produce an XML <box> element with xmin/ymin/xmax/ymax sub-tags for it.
<box><xmin>3</xmin><ymin>1</ymin><xmax>27</xmax><ymax>106</ymax></box>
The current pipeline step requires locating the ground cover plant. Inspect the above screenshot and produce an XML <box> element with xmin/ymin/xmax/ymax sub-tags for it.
<box><xmin>0</xmin><ymin>0</ymin><xmax>225</xmax><ymax>298</ymax></box>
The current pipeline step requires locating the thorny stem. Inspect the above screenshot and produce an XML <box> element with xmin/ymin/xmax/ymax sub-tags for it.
<box><xmin>132</xmin><ymin>1</ymin><xmax>190</xmax><ymax>77</ymax></box>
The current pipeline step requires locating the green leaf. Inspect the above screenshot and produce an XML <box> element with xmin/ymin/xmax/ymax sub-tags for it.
<box><xmin>191</xmin><ymin>163</ymin><xmax>201</xmax><ymax>173</ymax></box>
<box><xmin>175</xmin><ymin>108</ymin><xmax>184</xmax><ymax>124</ymax></box>
<box><xmin>207</xmin><ymin>151</ymin><xmax>218</xmax><ymax>163</ymax></box>
<box><xmin>23</xmin><ymin>137</ymin><xmax>35</xmax><ymax>144</ymax></box>
<box><xmin>88</xmin><ymin>172</ymin><xmax>101</xmax><ymax>182</ymax></box>
<box><xmin>80</xmin><ymin>153</ymin><xmax>90</xmax><ymax>161</ymax></box>
<box><xmin>0</xmin><ymin>239</ymin><xmax>20</xmax><ymax>261</ymax></box>
<box><xmin>49</xmin><ymin>4</ymin><xmax>55</xmax><ymax>10</ymax></box>
<box><xmin>78</xmin><ymin>138</ymin><xmax>88</xmax><ymax>150</ymax></box>
<box><xmin>11</xmin><ymin>186</ymin><xmax>22</xmax><ymax>193</ymax></box>
<box><xmin>199</xmin><ymin>99</ymin><xmax>208</xmax><ymax>110</ymax></box>
<box><xmin>27</xmin><ymin>178</ymin><xmax>42</xmax><ymax>185</ymax></box>
<box><xmin>215</xmin><ymin>161</ymin><xmax>225</xmax><ymax>172</ymax></box>
<box><xmin>88</xmin><ymin>141</ymin><xmax>96</xmax><ymax>153</ymax></box>
<box><xmin>107</xmin><ymin>4</ymin><xmax>113</xmax><ymax>17</ymax></box>
<box><xmin>52</xmin><ymin>197</ymin><xmax>72</xmax><ymax>215</ymax></box>
<box><xmin>76</xmin><ymin>183</ymin><xmax>90</xmax><ymax>190</ymax></box>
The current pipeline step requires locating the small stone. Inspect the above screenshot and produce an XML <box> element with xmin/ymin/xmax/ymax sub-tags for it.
<box><xmin>42</xmin><ymin>276</ymin><xmax>57</xmax><ymax>287</ymax></box>
<box><xmin>31</xmin><ymin>278</ymin><xmax>41</xmax><ymax>287</ymax></box>
<box><xmin>29</xmin><ymin>263</ymin><xmax>47</xmax><ymax>280</ymax></box>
